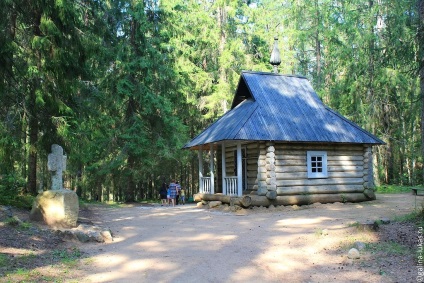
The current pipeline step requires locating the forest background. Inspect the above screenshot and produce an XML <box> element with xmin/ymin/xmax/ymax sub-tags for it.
<box><xmin>0</xmin><ymin>0</ymin><xmax>423</xmax><ymax>204</ymax></box>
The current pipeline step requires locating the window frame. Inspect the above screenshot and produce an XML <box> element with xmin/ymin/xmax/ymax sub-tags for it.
<box><xmin>306</xmin><ymin>151</ymin><xmax>328</xmax><ymax>179</ymax></box>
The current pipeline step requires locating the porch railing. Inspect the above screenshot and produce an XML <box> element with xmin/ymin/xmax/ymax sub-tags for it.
<box><xmin>200</xmin><ymin>177</ymin><xmax>211</xmax><ymax>194</ymax></box>
<box><xmin>201</xmin><ymin>176</ymin><xmax>238</xmax><ymax>195</ymax></box>
<box><xmin>224</xmin><ymin>176</ymin><xmax>238</xmax><ymax>196</ymax></box>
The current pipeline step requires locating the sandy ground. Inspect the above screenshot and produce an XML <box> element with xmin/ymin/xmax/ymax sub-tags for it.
<box><xmin>74</xmin><ymin>193</ymin><xmax>420</xmax><ymax>283</ymax></box>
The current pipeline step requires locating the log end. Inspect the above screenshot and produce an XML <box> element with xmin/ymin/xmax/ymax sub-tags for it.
<box><xmin>363</xmin><ymin>189</ymin><xmax>376</xmax><ymax>200</ymax></box>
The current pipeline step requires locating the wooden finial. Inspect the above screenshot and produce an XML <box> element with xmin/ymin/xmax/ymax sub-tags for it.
<box><xmin>269</xmin><ymin>37</ymin><xmax>281</xmax><ymax>73</ymax></box>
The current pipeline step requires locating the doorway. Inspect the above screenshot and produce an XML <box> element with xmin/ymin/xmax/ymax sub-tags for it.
<box><xmin>233</xmin><ymin>148</ymin><xmax>247</xmax><ymax>192</ymax></box>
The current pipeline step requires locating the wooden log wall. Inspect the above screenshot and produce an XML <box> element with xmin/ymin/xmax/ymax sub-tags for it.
<box><xmin>246</xmin><ymin>143</ymin><xmax>258</xmax><ymax>191</ymax></box>
<box><xmin>363</xmin><ymin>146</ymin><xmax>374</xmax><ymax>189</ymax></box>
<box><xmin>224</xmin><ymin>145</ymin><xmax>235</xmax><ymax>177</ymax></box>
<box><xmin>274</xmin><ymin>144</ymin><xmax>367</xmax><ymax>196</ymax></box>
<box><xmin>195</xmin><ymin>143</ymin><xmax>377</xmax><ymax>207</ymax></box>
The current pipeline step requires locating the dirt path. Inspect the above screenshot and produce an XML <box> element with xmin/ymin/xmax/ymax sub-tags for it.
<box><xmin>74</xmin><ymin>193</ymin><xmax>420</xmax><ymax>283</ymax></box>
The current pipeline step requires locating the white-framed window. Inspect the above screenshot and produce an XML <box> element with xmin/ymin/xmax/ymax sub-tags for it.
<box><xmin>307</xmin><ymin>151</ymin><xmax>328</xmax><ymax>178</ymax></box>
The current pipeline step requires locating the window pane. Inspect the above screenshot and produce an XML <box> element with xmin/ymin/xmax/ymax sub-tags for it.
<box><xmin>307</xmin><ymin>151</ymin><xmax>328</xmax><ymax>178</ymax></box>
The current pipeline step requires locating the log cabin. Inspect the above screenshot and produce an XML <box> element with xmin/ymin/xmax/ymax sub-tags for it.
<box><xmin>183</xmin><ymin>39</ymin><xmax>384</xmax><ymax>207</ymax></box>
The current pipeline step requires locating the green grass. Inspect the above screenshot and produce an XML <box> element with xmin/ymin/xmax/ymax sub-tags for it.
<box><xmin>390</xmin><ymin>202</ymin><xmax>424</xmax><ymax>223</ymax></box>
<box><xmin>18</xmin><ymin>222</ymin><xmax>32</xmax><ymax>230</ymax></box>
<box><xmin>1</xmin><ymin>248</ymin><xmax>83</xmax><ymax>283</ymax></box>
<box><xmin>393</xmin><ymin>211</ymin><xmax>421</xmax><ymax>222</ymax></box>
<box><xmin>5</xmin><ymin>216</ymin><xmax>20</xmax><ymax>226</ymax></box>
<box><xmin>17</xmin><ymin>252</ymin><xmax>37</xmax><ymax>264</ymax></box>
<box><xmin>5</xmin><ymin>217</ymin><xmax>33</xmax><ymax>233</ymax></box>
<box><xmin>51</xmin><ymin>247</ymin><xmax>82</xmax><ymax>263</ymax></box>
<box><xmin>375</xmin><ymin>185</ymin><xmax>416</xmax><ymax>194</ymax></box>
<box><xmin>5</xmin><ymin>269</ymin><xmax>59</xmax><ymax>283</ymax></box>
<box><xmin>365</xmin><ymin>241</ymin><xmax>410</xmax><ymax>255</ymax></box>
<box><xmin>339</xmin><ymin>236</ymin><xmax>410</xmax><ymax>256</ymax></box>
<box><xmin>0</xmin><ymin>253</ymin><xmax>8</xmax><ymax>267</ymax></box>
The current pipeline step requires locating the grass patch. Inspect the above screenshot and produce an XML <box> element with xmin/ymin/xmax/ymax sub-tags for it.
<box><xmin>17</xmin><ymin>221</ymin><xmax>32</xmax><ymax>230</ymax></box>
<box><xmin>338</xmin><ymin>236</ymin><xmax>410</xmax><ymax>256</ymax></box>
<box><xmin>393</xmin><ymin>211</ymin><xmax>421</xmax><ymax>222</ymax></box>
<box><xmin>5</xmin><ymin>216</ymin><xmax>20</xmax><ymax>226</ymax></box>
<box><xmin>375</xmin><ymin>185</ymin><xmax>414</xmax><ymax>194</ymax></box>
<box><xmin>365</xmin><ymin>241</ymin><xmax>410</xmax><ymax>255</ymax></box>
<box><xmin>5</xmin><ymin>217</ymin><xmax>33</xmax><ymax>232</ymax></box>
<box><xmin>51</xmin><ymin>248</ymin><xmax>82</xmax><ymax>264</ymax></box>
<box><xmin>347</xmin><ymin>221</ymin><xmax>360</xmax><ymax>228</ymax></box>
<box><xmin>392</xmin><ymin>203</ymin><xmax>424</xmax><ymax>223</ymax></box>
<box><xmin>2</xmin><ymin>248</ymin><xmax>84</xmax><ymax>282</ymax></box>
<box><xmin>0</xmin><ymin>253</ymin><xmax>8</xmax><ymax>267</ymax></box>
<box><xmin>18</xmin><ymin>252</ymin><xmax>37</xmax><ymax>264</ymax></box>
<box><xmin>5</xmin><ymin>267</ymin><xmax>63</xmax><ymax>283</ymax></box>
<box><xmin>79</xmin><ymin>198</ymin><xmax>125</xmax><ymax>208</ymax></box>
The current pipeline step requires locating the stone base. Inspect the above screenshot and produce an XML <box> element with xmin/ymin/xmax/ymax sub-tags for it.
<box><xmin>30</xmin><ymin>189</ymin><xmax>79</xmax><ymax>228</ymax></box>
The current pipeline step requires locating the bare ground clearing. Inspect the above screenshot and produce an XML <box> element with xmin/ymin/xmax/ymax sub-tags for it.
<box><xmin>1</xmin><ymin>193</ymin><xmax>422</xmax><ymax>283</ymax></box>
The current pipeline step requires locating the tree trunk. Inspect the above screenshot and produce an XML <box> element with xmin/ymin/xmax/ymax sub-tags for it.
<box><xmin>76</xmin><ymin>165</ymin><xmax>83</xmax><ymax>197</ymax></box>
<box><xmin>27</xmin><ymin>7</ymin><xmax>44</xmax><ymax>195</ymax></box>
<box><xmin>217</xmin><ymin>5</ymin><xmax>228</xmax><ymax>113</ymax></box>
<box><xmin>419</xmin><ymin>0</ymin><xmax>424</xmax><ymax>183</ymax></box>
<box><xmin>125</xmin><ymin>153</ymin><xmax>136</xmax><ymax>202</ymax></box>
<box><xmin>27</xmin><ymin>79</ymin><xmax>39</xmax><ymax>195</ymax></box>
<box><xmin>314</xmin><ymin>0</ymin><xmax>321</xmax><ymax>88</ymax></box>
<box><xmin>25</xmin><ymin>78</ymin><xmax>39</xmax><ymax>196</ymax></box>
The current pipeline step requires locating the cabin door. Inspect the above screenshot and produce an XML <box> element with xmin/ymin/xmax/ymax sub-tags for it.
<box><xmin>234</xmin><ymin>148</ymin><xmax>247</xmax><ymax>191</ymax></box>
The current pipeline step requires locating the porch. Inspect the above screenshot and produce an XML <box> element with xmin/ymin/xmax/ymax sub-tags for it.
<box><xmin>197</xmin><ymin>142</ymin><xmax>245</xmax><ymax>197</ymax></box>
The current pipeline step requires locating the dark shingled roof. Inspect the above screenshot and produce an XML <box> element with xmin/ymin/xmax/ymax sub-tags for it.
<box><xmin>183</xmin><ymin>71</ymin><xmax>384</xmax><ymax>149</ymax></box>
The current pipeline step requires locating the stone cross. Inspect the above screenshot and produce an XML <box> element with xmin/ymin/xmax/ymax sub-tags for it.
<box><xmin>47</xmin><ymin>144</ymin><xmax>67</xmax><ymax>190</ymax></box>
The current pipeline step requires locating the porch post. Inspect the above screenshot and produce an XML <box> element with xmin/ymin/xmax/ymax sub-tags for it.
<box><xmin>221</xmin><ymin>143</ymin><xmax>226</xmax><ymax>195</ymax></box>
<box><xmin>236</xmin><ymin>142</ymin><xmax>242</xmax><ymax>196</ymax></box>
<box><xmin>198</xmin><ymin>147</ymin><xmax>203</xmax><ymax>193</ymax></box>
<box><xmin>210</xmin><ymin>144</ymin><xmax>215</xmax><ymax>194</ymax></box>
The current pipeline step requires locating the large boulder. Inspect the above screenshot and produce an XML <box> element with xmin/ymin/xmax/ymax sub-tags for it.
<box><xmin>30</xmin><ymin>189</ymin><xmax>79</xmax><ymax>228</ymax></box>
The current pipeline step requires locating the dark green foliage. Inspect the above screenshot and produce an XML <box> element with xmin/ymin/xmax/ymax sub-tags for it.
<box><xmin>0</xmin><ymin>174</ymin><xmax>34</xmax><ymax>208</ymax></box>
